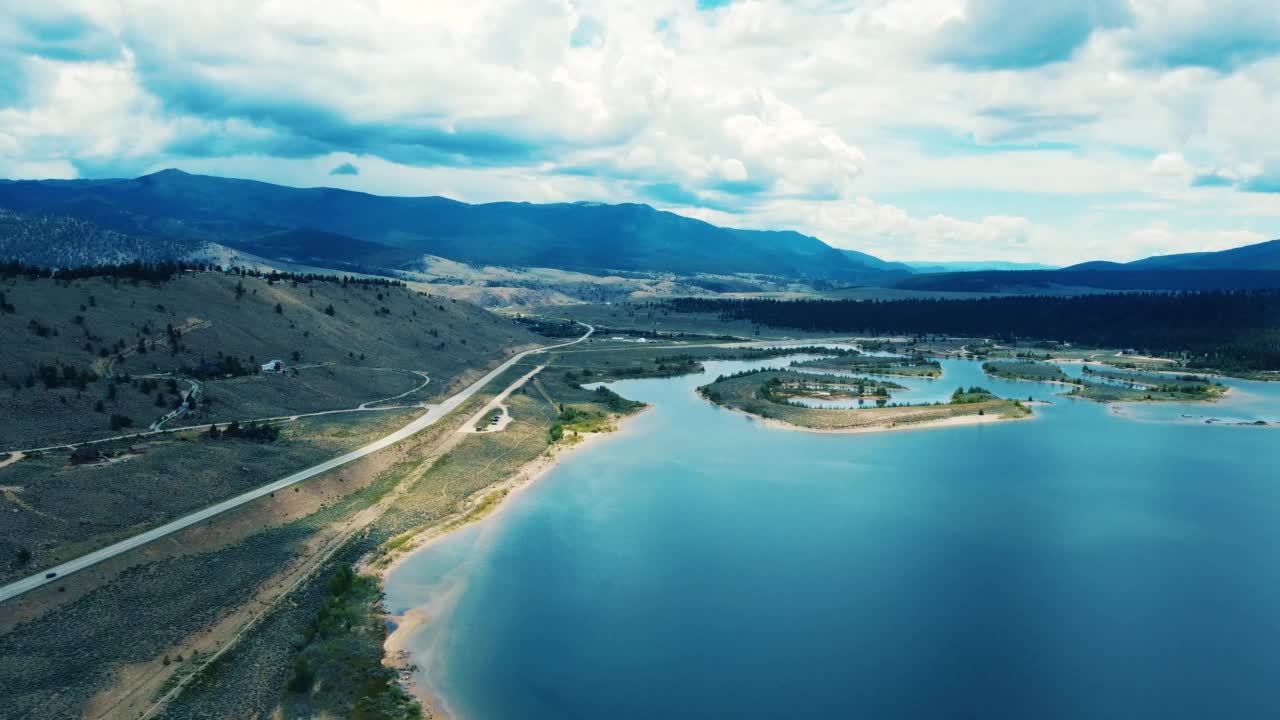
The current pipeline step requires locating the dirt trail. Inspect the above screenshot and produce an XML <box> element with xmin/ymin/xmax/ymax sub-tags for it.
<box><xmin>95</xmin><ymin>318</ymin><xmax>212</xmax><ymax>376</ymax></box>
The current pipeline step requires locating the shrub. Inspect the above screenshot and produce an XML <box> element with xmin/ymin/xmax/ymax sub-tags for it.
<box><xmin>288</xmin><ymin>656</ymin><xmax>315</xmax><ymax>693</ymax></box>
<box><xmin>219</xmin><ymin>420</ymin><xmax>281</xmax><ymax>442</ymax></box>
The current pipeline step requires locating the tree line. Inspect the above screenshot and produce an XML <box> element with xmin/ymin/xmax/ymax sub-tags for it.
<box><xmin>664</xmin><ymin>291</ymin><xmax>1280</xmax><ymax>371</ymax></box>
<box><xmin>0</xmin><ymin>260</ymin><xmax>406</xmax><ymax>287</ymax></box>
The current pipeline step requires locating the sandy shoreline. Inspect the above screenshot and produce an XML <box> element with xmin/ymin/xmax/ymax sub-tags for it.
<box><xmin>376</xmin><ymin>406</ymin><xmax>649</xmax><ymax>717</ymax></box>
<box><xmin>383</xmin><ymin>607</ymin><xmax>441</xmax><ymax>717</ymax></box>
<box><xmin>741</xmin><ymin>406</ymin><xmax>1037</xmax><ymax>435</ymax></box>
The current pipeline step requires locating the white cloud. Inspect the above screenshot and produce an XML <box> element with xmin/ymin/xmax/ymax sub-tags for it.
<box><xmin>0</xmin><ymin>0</ymin><xmax>1277</xmax><ymax>263</ymax></box>
<box><xmin>674</xmin><ymin>195</ymin><xmax>1059</xmax><ymax>263</ymax></box>
<box><xmin>1150</xmin><ymin>151</ymin><xmax>1192</xmax><ymax>178</ymax></box>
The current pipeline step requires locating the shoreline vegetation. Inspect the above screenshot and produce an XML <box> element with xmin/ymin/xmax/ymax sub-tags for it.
<box><xmin>697</xmin><ymin>368</ymin><xmax>1032</xmax><ymax>433</ymax></box>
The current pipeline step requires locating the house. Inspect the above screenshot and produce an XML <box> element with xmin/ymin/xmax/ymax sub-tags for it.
<box><xmin>70</xmin><ymin>447</ymin><xmax>103</xmax><ymax>465</ymax></box>
<box><xmin>261</xmin><ymin>359</ymin><xmax>285</xmax><ymax>373</ymax></box>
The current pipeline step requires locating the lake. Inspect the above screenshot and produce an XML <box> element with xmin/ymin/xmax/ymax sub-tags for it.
<box><xmin>385</xmin><ymin>354</ymin><xmax>1280</xmax><ymax>719</ymax></box>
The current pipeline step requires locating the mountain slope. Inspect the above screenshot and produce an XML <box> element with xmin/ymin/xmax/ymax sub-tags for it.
<box><xmin>838</xmin><ymin>248</ymin><xmax>913</xmax><ymax>273</ymax></box>
<box><xmin>229</xmin><ymin>227</ymin><xmax>421</xmax><ymax>272</ymax></box>
<box><xmin>0</xmin><ymin>268</ymin><xmax>540</xmax><ymax>448</ymax></box>
<box><xmin>906</xmin><ymin>260</ymin><xmax>1059</xmax><ymax>272</ymax></box>
<box><xmin>0</xmin><ymin>207</ymin><xmax>207</xmax><ymax>268</ymax></box>
<box><xmin>897</xmin><ymin>238</ymin><xmax>1280</xmax><ymax>293</ymax></box>
<box><xmin>1122</xmin><ymin>239</ymin><xmax>1280</xmax><ymax>271</ymax></box>
<box><xmin>0</xmin><ymin>170</ymin><xmax>901</xmax><ymax>282</ymax></box>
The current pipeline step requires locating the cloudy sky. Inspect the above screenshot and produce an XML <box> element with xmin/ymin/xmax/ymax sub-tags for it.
<box><xmin>2</xmin><ymin>0</ymin><xmax>1279</xmax><ymax>264</ymax></box>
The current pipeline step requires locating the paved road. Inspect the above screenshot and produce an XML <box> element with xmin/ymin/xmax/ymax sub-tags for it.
<box><xmin>0</xmin><ymin>325</ymin><xmax>593</xmax><ymax>604</ymax></box>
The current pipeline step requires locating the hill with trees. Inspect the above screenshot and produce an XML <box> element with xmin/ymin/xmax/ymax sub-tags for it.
<box><xmin>0</xmin><ymin>266</ymin><xmax>541</xmax><ymax>447</ymax></box>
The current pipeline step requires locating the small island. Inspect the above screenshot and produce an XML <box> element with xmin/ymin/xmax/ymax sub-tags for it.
<box><xmin>790</xmin><ymin>354</ymin><xmax>943</xmax><ymax>377</ymax></box>
<box><xmin>697</xmin><ymin>369</ymin><xmax>1031</xmax><ymax>433</ymax></box>
<box><xmin>982</xmin><ymin>360</ymin><xmax>1078</xmax><ymax>385</ymax></box>
<box><xmin>1066</xmin><ymin>366</ymin><xmax>1229</xmax><ymax>403</ymax></box>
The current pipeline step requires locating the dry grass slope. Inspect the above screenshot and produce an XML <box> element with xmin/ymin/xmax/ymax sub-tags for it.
<box><xmin>0</xmin><ymin>271</ymin><xmax>541</xmax><ymax>447</ymax></box>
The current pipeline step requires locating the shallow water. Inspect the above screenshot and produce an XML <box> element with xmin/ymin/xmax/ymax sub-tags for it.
<box><xmin>386</xmin><ymin>355</ymin><xmax>1280</xmax><ymax>719</ymax></box>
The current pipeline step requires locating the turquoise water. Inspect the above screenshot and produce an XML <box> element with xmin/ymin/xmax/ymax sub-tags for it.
<box><xmin>385</xmin><ymin>356</ymin><xmax>1280</xmax><ymax>719</ymax></box>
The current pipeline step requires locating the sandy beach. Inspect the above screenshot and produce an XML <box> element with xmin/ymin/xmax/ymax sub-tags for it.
<box><xmin>382</xmin><ymin>607</ymin><xmax>442</xmax><ymax>717</ymax></box>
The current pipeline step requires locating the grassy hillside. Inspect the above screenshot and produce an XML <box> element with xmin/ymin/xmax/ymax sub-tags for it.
<box><xmin>0</xmin><ymin>270</ymin><xmax>541</xmax><ymax>447</ymax></box>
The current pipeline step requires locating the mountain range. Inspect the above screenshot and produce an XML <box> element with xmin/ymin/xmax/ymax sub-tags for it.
<box><xmin>896</xmin><ymin>235</ymin><xmax>1280</xmax><ymax>293</ymax></box>
<box><xmin>0</xmin><ymin>170</ymin><xmax>906</xmax><ymax>283</ymax></box>
<box><xmin>0</xmin><ymin>169</ymin><xmax>1277</xmax><ymax>294</ymax></box>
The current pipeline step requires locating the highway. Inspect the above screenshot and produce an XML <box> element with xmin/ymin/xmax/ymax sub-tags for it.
<box><xmin>0</xmin><ymin>324</ymin><xmax>593</xmax><ymax>604</ymax></box>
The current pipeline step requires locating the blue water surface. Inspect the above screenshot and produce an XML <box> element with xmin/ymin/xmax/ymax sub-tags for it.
<box><xmin>386</xmin><ymin>356</ymin><xmax>1280</xmax><ymax>719</ymax></box>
